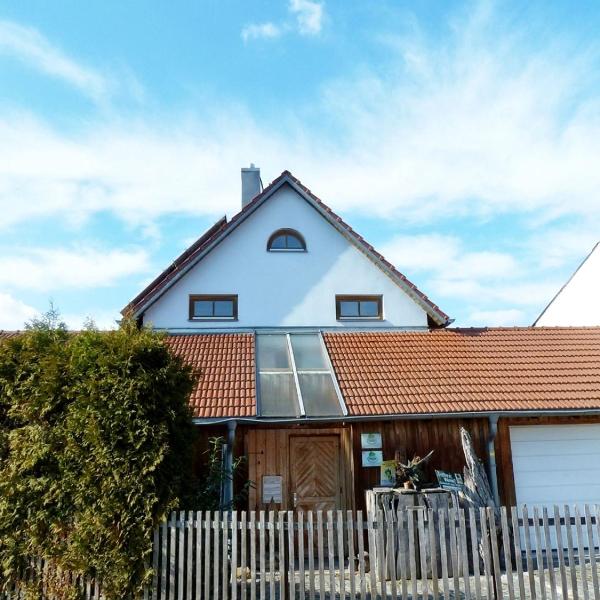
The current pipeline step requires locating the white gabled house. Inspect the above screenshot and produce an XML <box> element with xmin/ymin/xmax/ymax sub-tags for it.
<box><xmin>534</xmin><ymin>242</ymin><xmax>600</xmax><ymax>326</ymax></box>
<box><xmin>117</xmin><ymin>167</ymin><xmax>600</xmax><ymax>513</ymax></box>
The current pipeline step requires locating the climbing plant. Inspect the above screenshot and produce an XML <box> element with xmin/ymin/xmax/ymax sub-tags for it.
<box><xmin>0</xmin><ymin>311</ymin><xmax>195</xmax><ymax>599</ymax></box>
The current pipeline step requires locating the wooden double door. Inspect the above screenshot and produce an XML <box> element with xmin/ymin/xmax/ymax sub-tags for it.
<box><xmin>289</xmin><ymin>435</ymin><xmax>341</xmax><ymax>512</ymax></box>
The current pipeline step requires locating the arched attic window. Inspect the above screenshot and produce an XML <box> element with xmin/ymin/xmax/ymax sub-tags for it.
<box><xmin>267</xmin><ymin>228</ymin><xmax>306</xmax><ymax>252</ymax></box>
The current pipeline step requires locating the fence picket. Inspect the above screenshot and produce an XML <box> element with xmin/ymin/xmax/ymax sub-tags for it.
<box><xmin>522</xmin><ymin>506</ymin><xmax>537</xmax><ymax>600</ymax></box>
<box><xmin>213</xmin><ymin>511</ymin><xmax>220</xmax><ymax>600</ymax></box>
<box><xmin>278</xmin><ymin>511</ymin><xmax>286</xmax><ymax>600</ymax></box>
<box><xmin>317</xmin><ymin>511</ymin><xmax>326</xmax><ymax>599</ymax></box>
<box><xmin>584</xmin><ymin>505</ymin><xmax>599</xmax><ymax>600</ymax></box>
<box><xmin>417</xmin><ymin>508</ymin><xmax>429</xmax><ymax>600</ymax></box>
<box><xmin>386</xmin><ymin>509</ymin><xmax>397</xmax><ymax>600</ymax></box>
<box><xmin>178</xmin><ymin>511</ymin><xmax>184</xmax><ymax>600</ymax></box>
<box><xmin>487</xmin><ymin>507</ymin><xmax>503</xmax><ymax>599</ymax></box>
<box><xmin>532</xmin><ymin>506</ymin><xmax>547</xmax><ymax>600</ymax></box>
<box><xmin>347</xmin><ymin>510</ymin><xmax>356</xmax><ymax>600</ymax></box>
<box><xmin>542</xmin><ymin>507</ymin><xmax>558</xmax><ymax>600</ymax></box>
<box><xmin>203</xmin><ymin>512</ymin><xmax>210</xmax><ymax>600</ymax></box>
<box><xmin>438</xmin><ymin>509</ymin><xmax>451</xmax><ymax>600</ymax></box>
<box><xmin>511</xmin><ymin>506</ymin><xmax>526</xmax><ymax>600</ymax></box>
<box><xmin>449</xmin><ymin>508</ymin><xmax>461</xmax><ymax>597</ymax></box>
<box><xmin>298</xmin><ymin>512</ymin><xmax>305</xmax><ymax>600</ymax></box>
<box><xmin>222</xmin><ymin>512</ymin><xmax>230</xmax><ymax>600</ymax></box>
<box><xmin>575</xmin><ymin>505</ymin><xmax>589</xmax><ymax>600</ymax></box>
<box><xmin>357</xmin><ymin>511</ymin><xmax>367</xmax><ymax>600</ymax></box>
<box><xmin>459</xmin><ymin>508</ymin><xmax>471</xmax><ymax>600</ymax></box>
<box><xmin>366</xmin><ymin>510</ymin><xmax>377</xmax><ymax>599</ymax></box>
<box><xmin>152</xmin><ymin>525</ymin><xmax>159</xmax><ymax>600</ymax></box>
<box><xmin>249</xmin><ymin>511</ymin><xmax>256</xmax><ymax>600</ymax></box>
<box><xmin>232</xmin><ymin>511</ymin><xmax>238</xmax><ymax>600</ymax></box>
<box><xmin>564</xmin><ymin>505</ymin><xmax>579</xmax><ymax>600</ymax></box>
<box><xmin>407</xmin><ymin>508</ymin><xmax>418</xmax><ymax>600</ymax></box>
<box><xmin>501</xmin><ymin>506</ymin><xmax>514</xmax><ymax>600</ymax></box>
<box><xmin>307</xmin><ymin>511</ymin><xmax>316</xmax><ymax>600</ymax></box>
<box><xmin>195</xmin><ymin>512</ymin><xmax>202</xmax><ymax>600</ymax></box>
<box><xmin>398</xmin><ymin>508</ymin><xmax>409</xmax><ymax>600</ymax></box>
<box><xmin>553</xmin><ymin>505</ymin><xmax>569</xmax><ymax>598</ymax></box>
<box><xmin>240</xmin><ymin>511</ymin><xmax>247</xmax><ymax>600</ymax></box>
<box><xmin>327</xmin><ymin>511</ymin><xmax>336</xmax><ymax>599</ymax></box>
<box><xmin>468</xmin><ymin>507</ymin><xmax>481</xmax><ymax>600</ymax></box>
<box><xmin>268</xmin><ymin>511</ymin><xmax>275</xmax><ymax>600</ymax></box>
<box><xmin>258</xmin><ymin>511</ymin><xmax>266</xmax><ymax>600</ymax></box>
<box><xmin>169</xmin><ymin>512</ymin><xmax>177</xmax><ymax>600</ymax></box>
<box><xmin>289</xmin><ymin>511</ymin><xmax>296</xmax><ymax>600</ymax></box>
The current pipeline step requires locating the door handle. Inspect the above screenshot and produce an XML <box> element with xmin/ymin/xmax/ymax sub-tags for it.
<box><xmin>293</xmin><ymin>492</ymin><xmax>298</xmax><ymax>508</ymax></box>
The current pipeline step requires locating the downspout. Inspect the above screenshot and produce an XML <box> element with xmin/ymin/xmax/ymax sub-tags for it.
<box><xmin>487</xmin><ymin>414</ymin><xmax>500</xmax><ymax>506</ymax></box>
<box><xmin>223</xmin><ymin>420</ymin><xmax>237</xmax><ymax>510</ymax></box>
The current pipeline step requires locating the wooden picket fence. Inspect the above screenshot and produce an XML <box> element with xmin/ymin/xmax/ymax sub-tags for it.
<box><xmin>143</xmin><ymin>505</ymin><xmax>600</xmax><ymax>600</ymax></box>
<box><xmin>4</xmin><ymin>505</ymin><xmax>600</xmax><ymax>599</ymax></box>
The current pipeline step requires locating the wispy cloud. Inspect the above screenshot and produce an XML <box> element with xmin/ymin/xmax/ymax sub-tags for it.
<box><xmin>241</xmin><ymin>22</ymin><xmax>283</xmax><ymax>43</ymax></box>
<box><xmin>0</xmin><ymin>246</ymin><xmax>150</xmax><ymax>291</ymax></box>
<box><xmin>242</xmin><ymin>0</ymin><xmax>324</xmax><ymax>42</ymax></box>
<box><xmin>0</xmin><ymin>19</ymin><xmax>109</xmax><ymax>102</ymax></box>
<box><xmin>289</xmin><ymin>0</ymin><xmax>324</xmax><ymax>35</ymax></box>
<box><xmin>0</xmin><ymin>292</ymin><xmax>38</xmax><ymax>329</ymax></box>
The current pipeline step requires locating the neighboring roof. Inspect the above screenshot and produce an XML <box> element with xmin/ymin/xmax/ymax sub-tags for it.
<box><xmin>166</xmin><ymin>333</ymin><xmax>255</xmax><ymax>418</ymax></box>
<box><xmin>534</xmin><ymin>242</ymin><xmax>600</xmax><ymax>327</ymax></box>
<box><xmin>122</xmin><ymin>170</ymin><xmax>450</xmax><ymax>326</ymax></box>
<box><xmin>0</xmin><ymin>331</ymin><xmax>20</xmax><ymax>340</ymax></box>
<box><xmin>323</xmin><ymin>328</ymin><xmax>600</xmax><ymax>416</ymax></box>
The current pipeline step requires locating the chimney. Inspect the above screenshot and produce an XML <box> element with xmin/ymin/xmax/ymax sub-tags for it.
<box><xmin>241</xmin><ymin>164</ymin><xmax>261</xmax><ymax>207</ymax></box>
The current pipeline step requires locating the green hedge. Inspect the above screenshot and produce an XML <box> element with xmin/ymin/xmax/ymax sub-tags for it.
<box><xmin>0</xmin><ymin>314</ymin><xmax>195</xmax><ymax>599</ymax></box>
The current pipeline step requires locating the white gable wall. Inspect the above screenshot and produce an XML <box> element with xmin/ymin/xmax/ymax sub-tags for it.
<box><xmin>535</xmin><ymin>243</ymin><xmax>600</xmax><ymax>326</ymax></box>
<box><xmin>143</xmin><ymin>185</ymin><xmax>429</xmax><ymax>329</ymax></box>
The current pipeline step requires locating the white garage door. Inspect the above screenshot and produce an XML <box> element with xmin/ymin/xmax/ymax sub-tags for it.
<box><xmin>511</xmin><ymin>424</ymin><xmax>600</xmax><ymax>507</ymax></box>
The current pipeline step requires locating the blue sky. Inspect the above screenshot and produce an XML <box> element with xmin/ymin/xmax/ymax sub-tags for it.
<box><xmin>1</xmin><ymin>0</ymin><xmax>600</xmax><ymax>329</ymax></box>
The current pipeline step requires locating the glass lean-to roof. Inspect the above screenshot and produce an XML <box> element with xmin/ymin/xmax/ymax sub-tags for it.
<box><xmin>256</xmin><ymin>332</ymin><xmax>346</xmax><ymax>417</ymax></box>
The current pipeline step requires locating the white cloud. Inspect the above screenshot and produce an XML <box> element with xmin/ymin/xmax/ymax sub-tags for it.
<box><xmin>381</xmin><ymin>234</ymin><xmax>518</xmax><ymax>280</ymax></box>
<box><xmin>0</xmin><ymin>19</ymin><xmax>109</xmax><ymax>102</ymax></box>
<box><xmin>0</xmin><ymin>292</ymin><xmax>38</xmax><ymax>329</ymax></box>
<box><xmin>467</xmin><ymin>308</ymin><xmax>526</xmax><ymax>327</ymax></box>
<box><xmin>0</xmin><ymin>246</ymin><xmax>150</xmax><ymax>291</ymax></box>
<box><xmin>289</xmin><ymin>0</ymin><xmax>324</xmax><ymax>35</ymax></box>
<box><xmin>242</xmin><ymin>0</ymin><xmax>323</xmax><ymax>42</ymax></box>
<box><xmin>241</xmin><ymin>22</ymin><xmax>283</xmax><ymax>42</ymax></box>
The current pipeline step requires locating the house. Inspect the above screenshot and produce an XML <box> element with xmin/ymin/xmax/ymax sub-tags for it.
<box><xmin>119</xmin><ymin>167</ymin><xmax>600</xmax><ymax>511</ymax></box>
<box><xmin>534</xmin><ymin>242</ymin><xmax>600</xmax><ymax>326</ymax></box>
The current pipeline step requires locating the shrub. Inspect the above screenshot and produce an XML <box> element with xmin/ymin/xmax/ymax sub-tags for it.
<box><xmin>0</xmin><ymin>312</ymin><xmax>195</xmax><ymax>599</ymax></box>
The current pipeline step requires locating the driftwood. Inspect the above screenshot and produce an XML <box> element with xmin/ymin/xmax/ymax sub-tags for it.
<box><xmin>460</xmin><ymin>427</ymin><xmax>497</xmax><ymax>512</ymax></box>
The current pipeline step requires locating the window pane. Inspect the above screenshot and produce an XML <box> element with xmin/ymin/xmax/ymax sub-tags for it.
<box><xmin>359</xmin><ymin>300</ymin><xmax>379</xmax><ymax>317</ymax></box>
<box><xmin>213</xmin><ymin>300</ymin><xmax>234</xmax><ymax>317</ymax></box>
<box><xmin>339</xmin><ymin>300</ymin><xmax>359</xmax><ymax>317</ymax></box>
<box><xmin>286</xmin><ymin>234</ymin><xmax>303</xmax><ymax>249</ymax></box>
<box><xmin>298</xmin><ymin>373</ymin><xmax>343</xmax><ymax>416</ymax></box>
<box><xmin>256</xmin><ymin>335</ymin><xmax>291</xmax><ymax>370</ymax></box>
<box><xmin>259</xmin><ymin>373</ymin><xmax>300</xmax><ymax>416</ymax></box>
<box><xmin>290</xmin><ymin>334</ymin><xmax>327</xmax><ymax>370</ymax></box>
<box><xmin>193</xmin><ymin>300</ymin><xmax>213</xmax><ymax>317</ymax></box>
<box><xmin>270</xmin><ymin>235</ymin><xmax>286</xmax><ymax>249</ymax></box>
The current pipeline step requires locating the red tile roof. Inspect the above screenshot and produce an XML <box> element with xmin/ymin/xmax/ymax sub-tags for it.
<box><xmin>0</xmin><ymin>331</ymin><xmax>20</xmax><ymax>340</ymax></box>
<box><xmin>323</xmin><ymin>328</ymin><xmax>600</xmax><ymax>415</ymax></box>
<box><xmin>122</xmin><ymin>171</ymin><xmax>449</xmax><ymax>325</ymax></box>
<box><xmin>166</xmin><ymin>333</ymin><xmax>255</xmax><ymax>418</ymax></box>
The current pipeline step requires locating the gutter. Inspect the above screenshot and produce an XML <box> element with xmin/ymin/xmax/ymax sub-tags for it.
<box><xmin>222</xmin><ymin>420</ymin><xmax>237</xmax><ymax>510</ymax></box>
<box><xmin>191</xmin><ymin>407</ymin><xmax>600</xmax><ymax>427</ymax></box>
<box><xmin>487</xmin><ymin>414</ymin><xmax>500</xmax><ymax>505</ymax></box>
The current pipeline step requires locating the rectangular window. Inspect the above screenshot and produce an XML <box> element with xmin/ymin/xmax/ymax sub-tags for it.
<box><xmin>189</xmin><ymin>295</ymin><xmax>238</xmax><ymax>320</ymax></box>
<box><xmin>335</xmin><ymin>295</ymin><xmax>383</xmax><ymax>320</ymax></box>
<box><xmin>257</xmin><ymin>332</ymin><xmax>346</xmax><ymax>418</ymax></box>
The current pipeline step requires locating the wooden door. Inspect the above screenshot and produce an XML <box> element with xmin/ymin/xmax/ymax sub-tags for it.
<box><xmin>289</xmin><ymin>435</ymin><xmax>341</xmax><ymax>512</ymax></box>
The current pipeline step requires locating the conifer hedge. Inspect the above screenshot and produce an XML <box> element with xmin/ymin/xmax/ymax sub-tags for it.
<box><xmin>0</xmin><ymin>314</ymin><xmax>195</xmax><ymax>599</ymax></box>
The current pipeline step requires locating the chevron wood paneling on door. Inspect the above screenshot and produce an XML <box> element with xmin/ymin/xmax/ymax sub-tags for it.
<box><xmin>289</xmin><ymin>435</ymin><xmax>341</xmax><ymax>512</ymax></box>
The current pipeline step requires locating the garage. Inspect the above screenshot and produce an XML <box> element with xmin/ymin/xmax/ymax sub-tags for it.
<box><xmin>510</xmin><ymin>423</ymin><xmax>600</xmax><ymax>507</ymax></box>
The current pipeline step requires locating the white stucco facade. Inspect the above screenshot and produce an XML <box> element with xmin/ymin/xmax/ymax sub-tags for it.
<box><xmin>143</xmin><ymin>185</ymin><xmax>429</xmax><ymax>329</ymax></box>
<box><xmin>535</xmin><ymin>242</ymin><xmax>600</xmax><ymax>326</ymax></box>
